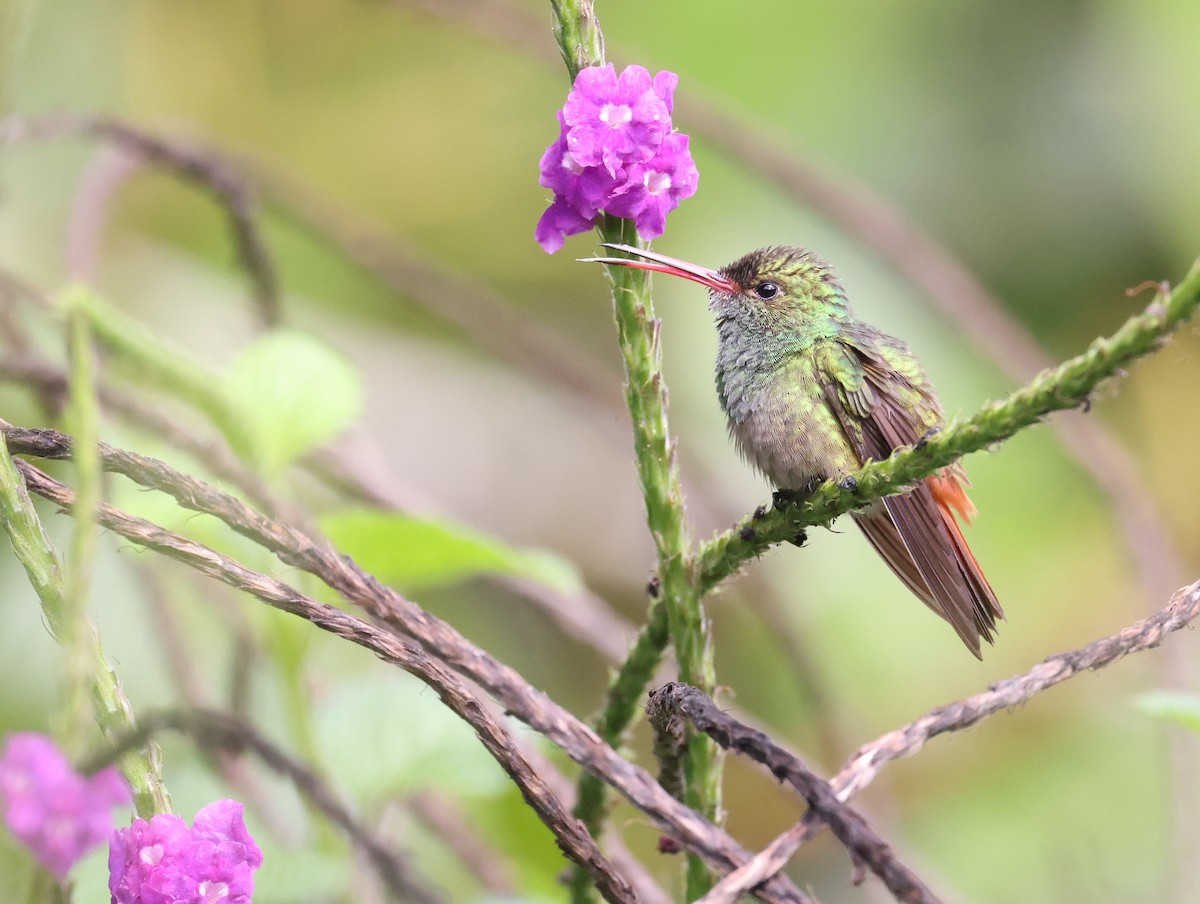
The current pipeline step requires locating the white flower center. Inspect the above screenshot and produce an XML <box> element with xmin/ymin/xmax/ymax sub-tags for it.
<box><xmin>560</xmin><ymin>150</ymin><xmax>584</xmax><ymax>176</ymax></box>
<box><xmin>644</xmin><ymin>171</ymin><xmax>672</xmax><ymax>195</ymax></box>
<box><xmin>139</xmin><ymin>844</ymin><xmax>164</xmax><ymax>865</ymax></box>
<box><xmin>199</xmin><ymin>881</ymin><xmax>230</xmax><ymax>901</ymax></box>
<box><xmin>599</xmin><ymin>104</ymin><xmax>633</xmax><ymax>128</ymax></box>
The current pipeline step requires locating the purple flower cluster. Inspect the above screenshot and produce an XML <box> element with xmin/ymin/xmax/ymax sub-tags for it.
<box><xmin>536</xmin><ymin>64</ymin><xmax>699</xmax><ymax>253</ymax></box>
<box><xmin>109</xmin><ymin>800</ymin><xmax>263</xmax><ymax>904</ymax></box>
<box><xmin>0</xmin><ymin>732</ymin><xmax>131</xmax><ymax>879</ymax></box>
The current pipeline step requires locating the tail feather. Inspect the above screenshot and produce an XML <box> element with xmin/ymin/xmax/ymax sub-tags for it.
<box><xmin>853</xmin><ymin>472</ymin><xmax>1002</xmax><ymax>658</ymax></box>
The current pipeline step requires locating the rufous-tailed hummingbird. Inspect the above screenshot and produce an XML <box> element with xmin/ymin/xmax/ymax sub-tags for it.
<box><xmin>585</xmin><ymin>243</ymin><xmax>1003</xmax><ymax>657</ymax></box>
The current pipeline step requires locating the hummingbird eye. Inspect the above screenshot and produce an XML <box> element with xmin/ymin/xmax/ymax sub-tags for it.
<box><xmin>753</xmin><ymin>282</ymin><xmax>779</xmax><ymax>300</ymax></box>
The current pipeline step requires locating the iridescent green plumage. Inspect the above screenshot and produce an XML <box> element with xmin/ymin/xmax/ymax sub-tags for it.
<box><xmin>587</xmin><ymin>244</ymin><xmax>1003</xmax><ymax>657</ymax></box>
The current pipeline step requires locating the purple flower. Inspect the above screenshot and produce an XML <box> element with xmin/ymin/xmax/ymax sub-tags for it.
<box><xmin>0</xmin><ymin>732</ymin><xmax>132</xmax><ymax>879</ymax></box>
<box><xmin>109</xmin><ymin>800</ymin><xmax>263</xmax><ymax>904</ymax></box>
<box><xmin>535</xmin><ymin>64</ymin><xmax>698</xmax><ymax>253</ymax></box>
<box><xmin>562</xmin><ymin>64</ymin><xmax>671</xmax><ymax>177</ymax></box>
<box><xmin>605</xmin><ymin>133</ymin><xmax>699</xmax><ymax>241</ymax></box>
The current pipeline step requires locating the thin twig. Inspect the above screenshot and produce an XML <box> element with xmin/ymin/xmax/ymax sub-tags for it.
<box><xmin>65</xmin><ymin>144</ymin><xmax>144</xmax><ymax>282</ymax></box>
<box><xmin>0</xmin><ymin>113</ymin><xmax>281</xmax><ymax>327</ymax></box>
<box><xmin>649</xmin><ymin>683</ymin><xmax>941</xmax><ymax>904</ymax></box>
<box><xmin>7</xmin><ymin>436</ymin><xmax>810</xmax><ymax>904</ymax></box>
<box><xmin>85</xmin><ymin>708</ymin><xmax>446</xmax><ymax>904</ymax></box>
<box><xmin>698</xmin><ymin>578</ymin><xmax>1200</xmax><ymax>904</ymax></box>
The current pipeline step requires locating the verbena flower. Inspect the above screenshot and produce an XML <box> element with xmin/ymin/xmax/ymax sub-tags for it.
<box><xmin>605</xmin><ymin>133</ymin><xmax>700</xmax><ymax>241</ymax></box>
<box><xmin>536</xmin><ymin>64</ymin><xmax>698</xmax><ymax>253</ymax></box>
<box><xmin>0</xmin><ymin>732</ymin><xmax>131</xmax><ymax>880</ymax></box>
<box><xmin>109</xmin><ymin>800</ymin><xmax>263</xmax><ymax>904</ymax></box>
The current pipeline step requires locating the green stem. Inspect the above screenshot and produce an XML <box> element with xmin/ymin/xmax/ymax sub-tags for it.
<box><xmin>697</xmin><ymin>258</ymin><xmax>1200</xmax><ymax>593</ymax></box>
<box><xmin>549</xmin><ymin>0</ymin><xmax>604</xmax><ymax>81</ymax></box>
<box><xmin>0</xmin><ymin>433</ymin><xmax>171</xmax><ymax>816</ymax></box>
<box><xmin>62</xmin><ymin>300</ymin><xmax>101</xmax><ymax>752</ymax></box>
<box><xmin>70</xmin><ymin>288</ymin><xmax>256</xmax><ymax>459</ymax></box>
<box><xmin>570</xmin><ymin>601</ymin><xmax>669</xmax><ymax>891</ymax></box>
<box><xmin>548</xmin><ymin>2</ymin><xmax>719</xmax><ymax>896</ymax></box>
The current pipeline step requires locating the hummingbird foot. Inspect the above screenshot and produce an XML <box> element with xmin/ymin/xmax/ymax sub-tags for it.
<box><xmin>786</xmin><ymin>527</ymin><xmax>808</xmax><ymax>548</ymax></box>
<box><xmin>768</xmin><ymin>489</ymin><xmax>813</xmax><ymax>546</ymax></box>
<box><xmin>916</xmin><ymin>426</ymin><xmax>941</xmax><ymax>448</ymax></box>
<box><xmin>772</xmin><ymin>476</ymin><xmax>825</xmax><ymax>511</ymax></box>
<box><xmin>837</xmin><ymin>475</ymin><xmax>858</xmax><ymax>493</ymax></box>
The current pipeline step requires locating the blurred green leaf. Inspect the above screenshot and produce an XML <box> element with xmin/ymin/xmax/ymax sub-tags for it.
<box><xmin>315</xmin><ymin>676</ymin><xmax>508</xmax><ymax>803</ymax></box>
<box><xmin>1133</xmin><ymin>690</ymin><xmax>1200</xmax><ymax>733</ymax></box>
<box><xmin>321</xmin><ymin>509</ymin><xmax>580</xmax><ymax>596</ymax></box>
<box><xmin>225</xmin><ymin>330</ymin><xmax>362</xmax><ymax>475</ymax></box>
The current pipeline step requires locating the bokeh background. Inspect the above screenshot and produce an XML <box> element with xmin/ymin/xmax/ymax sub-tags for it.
<box><xmin>1</xmin><ymin>1</ymin><xmax>1199</xmax><ymax>901</ymax></box>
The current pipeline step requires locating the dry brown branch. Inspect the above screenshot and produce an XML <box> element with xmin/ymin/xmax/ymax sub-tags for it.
<box><xmin>0</xmin><ymin>113</ymin><xmax>281</xmax><ymax>327</ymax></box>
<box><xmin>8</xmin><ymin>446</ymin><xmax>809</xmax><ymax>904</ymax></box>
<box><xmin>698</xmin><ymin>578</ymin><xmax>1200</xmax><ymax>904</ymax></box>
<box><xmin>86</xmin><ymin>708</ymin><xmax>446</xmax><ymax>904</ymax></box>
<box><xmin>649</xmin><ymin>683</ymin><xmax>940</xmax><ymax>904</ymax></box>
<box><xmin>0</xmin><ymin>356</ymin><xmax>284</xmax><ymax>516</ymax></box>
<box><xmin>65</xmin><ymin>145</ymin><xmax>144</xmax><ymax>282</ymax></box>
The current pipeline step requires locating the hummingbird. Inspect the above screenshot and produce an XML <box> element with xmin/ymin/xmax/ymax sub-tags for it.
<box><xmin>584</xmin><ymin>243</ymin><xmax>1003</xmax><ymax>657</ymax></box>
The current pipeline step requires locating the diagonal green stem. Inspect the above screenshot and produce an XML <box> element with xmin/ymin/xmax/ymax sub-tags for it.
<box><xmin>697</xmin><ymin>258</ymin><xmax>1200</xmax><ymax>593</ymax></box>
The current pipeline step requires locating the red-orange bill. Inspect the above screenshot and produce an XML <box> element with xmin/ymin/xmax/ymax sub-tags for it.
<box><xmin>579</xmin><ymin>243</ymin><xmax>738</xmax><ymax>293</ymax></box>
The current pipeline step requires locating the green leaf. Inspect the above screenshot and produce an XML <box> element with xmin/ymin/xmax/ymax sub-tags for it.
<box><xmin>225</xmin><ymin>330</ymin><xmax>362</xmax><ymax>474</ymax></box>
<box><xmin>1132</xmin><ymin>690</ymin><xmax>1200</xmax><ymax>734</ymax></box>
<box><xmin>321</xmin><ymin>509</ymin><xmax>580</xmax><ymax>595</ymax></box>
<box><xmin>315</xmin><ymin>677</ymin><xmax>508</xmax><ymax>802</ymax></box>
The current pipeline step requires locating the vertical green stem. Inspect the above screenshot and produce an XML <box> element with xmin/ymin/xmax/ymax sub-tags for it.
<box><xmin>62</xmin><ymin>303</ymin><xmax>101</xmax><ymax>752</ymax></box>
<box><xmin>594</xmin><ymin>213</ymin><xmax>718</xmax><ymax>899</ymax></box>
<box><xmin>0</xmin><ymin>433</ymin><xmax>171</xmax><ymax>816</ymax></box>
<box><xmin>547</xmin><ymin>2</ymin><xmax>720</xmax><ymax>896</ymax></box>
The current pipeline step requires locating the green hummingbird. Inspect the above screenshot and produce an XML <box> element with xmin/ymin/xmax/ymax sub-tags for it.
<box><xmin>585</xmin><ymin>243</ymin><xmax>1003</xmax><ymax>657</ymax></box>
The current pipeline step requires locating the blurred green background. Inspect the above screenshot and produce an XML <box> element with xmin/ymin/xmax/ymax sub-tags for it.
<box><xmin>1</xmin><ymin>0</ymin><xmax>1199</xmax><ymax>901</ymax></box>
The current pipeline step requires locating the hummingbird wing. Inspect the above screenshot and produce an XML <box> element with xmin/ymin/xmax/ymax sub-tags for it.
<box><xmin>815</xmin><ymin>333</ymin><xmax>1002</xmax><ymax>657</ymax></box>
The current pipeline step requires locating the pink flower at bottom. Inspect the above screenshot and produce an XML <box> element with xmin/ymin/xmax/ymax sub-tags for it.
<box><xmin>0</xmin><ymin>732</ymin><xmax>132</xmax><ymax>880</ymax></box>
<box><xmin>109</xmin><ymin>800</ymin><xmax>263</xmax><ymax>904</ymax></box>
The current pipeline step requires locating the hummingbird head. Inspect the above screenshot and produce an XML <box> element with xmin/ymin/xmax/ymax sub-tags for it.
<box><xmin>581</xmin><ymin>244</ymin><xmax>848</xmax><ymax>331</ymax></box>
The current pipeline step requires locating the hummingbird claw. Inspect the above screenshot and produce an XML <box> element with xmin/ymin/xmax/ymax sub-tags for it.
<box><xmin>772</xmin><ymin>489</ymin><xmax>797</xmax><ymax>510</ymax></box>
<box><xmin>646</xmin><ymin>575</ymin><xmax>660</xmax><ymax>598</ymax></box>
<box><xmin>786</xmin><ymin>528</ymin><xmax>808</xmax><ymax>548</ymax></box>
<box><xmin>916</xmin><ymin>426</ymin><xmax>941</xmax><ymax>448</ymax></box>
<box><xmin>752</xmin><ymin>504</ymin><xmax>768</xmax><ymax>520</ymax></box>
<box><xmin>739</xmin><ymin>524</ymin><xmax>757</xmax><ymax>542</ymax></box>
<box><xmin>838</xmin><ymin>475</ymin><xmax>859</xmax><ymax>493</ymax></box>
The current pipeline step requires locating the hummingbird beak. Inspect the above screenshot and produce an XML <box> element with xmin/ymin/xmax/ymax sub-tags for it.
<box><xmin>579</xmin><ymin>243</ymin><xmax>739</xmax><ymax>294</ymax></box>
